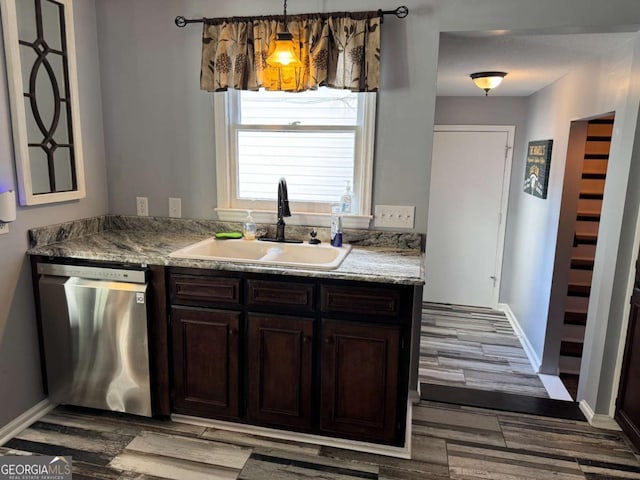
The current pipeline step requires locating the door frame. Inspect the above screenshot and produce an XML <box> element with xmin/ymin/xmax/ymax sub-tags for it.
<box><xmin>429</xmin><ymin>125</ymin><xmax>515</xmax><ymax>308</ymax></box>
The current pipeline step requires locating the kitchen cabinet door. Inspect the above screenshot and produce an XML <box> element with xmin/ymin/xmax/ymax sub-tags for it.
<box><xmin>247</xmin><ymin>314</ymin><xmax>313</xmax><ymax>430</ymax></box>
<box><xmin>171</xmin><ymin>307</ymin><xmax>241</xmax><ymax>419</ymax></box>
<box><xmin>320</xmin><ymin>319</ymin><xmax>400</xmax><ymax>443</ymax></box>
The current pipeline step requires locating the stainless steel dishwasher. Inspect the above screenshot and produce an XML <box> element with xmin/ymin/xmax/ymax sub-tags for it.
<box><xmin>37</xmin><ymin>263</ymin><xmax>153</xmax><ymax>417</ymax></box>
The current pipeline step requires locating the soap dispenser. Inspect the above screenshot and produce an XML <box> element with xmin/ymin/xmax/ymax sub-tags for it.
<box><xmin>243</xmin><ymin>210</ymin><xmax>257</xmax><ymax>240</ymax></box>
<box><xmin>330</xmin><ymin>206</ymin><xmax>343</xmax><ymax>247</ymax></box>
<box><xmin>341</xmin><ymin>180</ymin><xmax>352</xmax><ymax>214</ymax></box>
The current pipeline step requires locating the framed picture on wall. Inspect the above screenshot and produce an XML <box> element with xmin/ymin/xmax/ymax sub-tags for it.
<box><xmin>523</xmin><ymin>139</ymin><xmax>553</xmax><ymax>199</ymax></box>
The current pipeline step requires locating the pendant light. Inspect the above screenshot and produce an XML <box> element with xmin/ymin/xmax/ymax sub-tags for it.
<box><xmin>266</xmin><ymin>0</ymin><xmax>302</xmax><ymax>67</ymax></box>
<box><xmin>470</xmin><ymin>71</ymin><xmax>507</xmax><ymax>96</ymax></box>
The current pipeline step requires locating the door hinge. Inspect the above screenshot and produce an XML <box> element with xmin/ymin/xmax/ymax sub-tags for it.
<box><xmin>505</xmin><ymin>144</ymin><xmax>512</xmax><ymax>159</ymax></box>
<box><xmin>490</xmin><ymin>275</ymin><xmax>498</xmax><ymax>287</ymax></box>
<box><xmin>498</xmin><ymin>212</ymin><xmax>502</xmax><ymax>226</ymax></box>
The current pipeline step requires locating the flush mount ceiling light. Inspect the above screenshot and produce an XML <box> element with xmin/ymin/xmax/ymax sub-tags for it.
<box><xmin>266</xmin><ymin>0</ymin><xmax>302</xmax><ymax>67</ymax></box>
<box><xmin>470</xmin><ymin>71</ymin><xmax>507</xmax><ymax>96</ymax></box>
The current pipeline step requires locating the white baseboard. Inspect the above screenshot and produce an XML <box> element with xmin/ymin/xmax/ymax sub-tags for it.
<box><xmin>0</xmin><ymin>399</ymin><xmax>55</xmax><ymax>446</ymax></box>
<box><xmin>538</xmin><ymin>374</ymin><xmax>573</xmax><ymax>401</ymax></box>
<box><xmin>498</xmin><ymin>303</ymin><xmax>541</xmax><ymax>372</ymax></box>
<box><xmin>174</xmin><ymin>400</ymin><xmax>413</xmax><ymax>459</ymax></box>
<box><xmin>579</xmin><ymin>400</ymin><xmax>622</xmax><ymax>431</ymax></box>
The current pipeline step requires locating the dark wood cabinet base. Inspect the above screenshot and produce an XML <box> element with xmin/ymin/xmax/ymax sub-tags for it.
<box><xmin>320</xmin><ymin>320</ymin><xmax>400</xmax><ymax>443</ymax></box>
<box><xmin>172</xmin><ymin>307</ymin><xmax>241</xmax><ymax>420</ymax></box>
<box><xmin>247</xmin><ymin>314</ymin><xmax>313</xmax><ymax>430</ymax></box>
<box><xmin>169</xmin><ymin>267</ymin><xmax>414</xmax><ymax>446</ymax></box>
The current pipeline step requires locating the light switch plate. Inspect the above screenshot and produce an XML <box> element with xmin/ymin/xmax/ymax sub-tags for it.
<box><xmin>374</xmin><ymin>205</ymin><xmax>415</xmax><ymax>228</ymax></box>
<box><xmin>136</xmin><ymin>197</ymin><xmax>149</xmax><ymax>216</ymax></box>
<box><xmin>169</xmin><ymin>197</ymin><xmax>181</xmax><ymax>218</ymax></box>
<box><xmin>0</xmin><ymin>223</ymin><xmax>8</xmax><ymax>235</ymax></box>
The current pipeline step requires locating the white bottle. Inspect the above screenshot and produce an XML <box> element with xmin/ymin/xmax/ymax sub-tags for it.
<box><xmin>341</xmin><ymin>180</ymin><xmax>352</xmax><ymax>214</ymax></box>
<box><xmin>243</xmin><ymin>210</ymin><xmax>256</xmax><ymax>240</ymax></box>
<box><xmin>330</xmin><ymin>204</ymin><xmax>341</xmax><ymax>246</ymax></box>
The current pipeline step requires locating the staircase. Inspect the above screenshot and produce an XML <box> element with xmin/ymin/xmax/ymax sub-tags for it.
<box><xmin>559</xmin><ymin>116</ymin><xmax>614</xmax><ymax>397</ymax></box>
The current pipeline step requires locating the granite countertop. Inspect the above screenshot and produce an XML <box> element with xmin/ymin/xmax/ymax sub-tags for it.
<box><xmin>28</xmin><ymin>216</ymin><xmax>425</xmax><ymax>285</ymax></box>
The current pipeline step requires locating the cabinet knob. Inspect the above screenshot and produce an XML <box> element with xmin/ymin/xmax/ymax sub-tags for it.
<box><xmin>324</xmin><ymin>336</ymin><xmax>333</xmax><ymax>344</ymax></box>
<box><xmin>229</xmin><ymin>329</ymin><xmax>236</xmax><ymax>336</ymax></box>
<box><xmin>302</xmin><ymin>336</ymin><xmax>309</xmax><ymax>343</ymax></box>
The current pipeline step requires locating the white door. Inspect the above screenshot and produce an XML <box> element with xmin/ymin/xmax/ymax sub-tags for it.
<box><xmin>424</xmin><ymin>126</ymin><xmax>514</xmax><ymax>308</ymax></box>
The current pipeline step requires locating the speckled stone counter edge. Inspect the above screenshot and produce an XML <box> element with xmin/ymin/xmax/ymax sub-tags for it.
<box><xmin>29</xmin><ymin>215</ymin><xmax>111</xmax><ymax>248</ymax></box>
<box><xmin>29</xmin><ymin>215</ymin><xmax>424</xmax><ymax>250</ymax></box>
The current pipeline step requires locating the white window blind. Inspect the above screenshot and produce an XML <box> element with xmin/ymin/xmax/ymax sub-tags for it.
<box><xmin>215</xmin><ymin>87</ymin><xmax>376</xmax><ymax>226</ymax></box>
<box><xmin>234</xmin><ymin>88</ymin><xmax>358</xmax><ymax>207</ymax></box>
<box><xmin>236</xmin><ymin>131</ymin><xmax>355</xmax><ymax>203</ymax></box>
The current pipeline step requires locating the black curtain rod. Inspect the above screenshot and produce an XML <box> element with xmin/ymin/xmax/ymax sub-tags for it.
<box><xmin>174</xmin><ymin>5</ymin><xmax>408</xmax><ymax>27</ymax></box>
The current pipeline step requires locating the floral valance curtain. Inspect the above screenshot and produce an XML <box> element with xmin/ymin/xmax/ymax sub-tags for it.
<box><xmin>200</xmin><ymin>11</ymin><xmax>381</xmax><ymax>92</ymax></box>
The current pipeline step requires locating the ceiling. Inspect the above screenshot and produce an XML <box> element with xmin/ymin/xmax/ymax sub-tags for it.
<box><xmin>436</xmin><ymin>31</ymin><xmax>638</xmax><ymax>97</ymax></box>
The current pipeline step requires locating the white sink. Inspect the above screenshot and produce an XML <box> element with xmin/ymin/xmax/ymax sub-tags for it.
<box><xmin>169</xmin><ymin>238</ymin><xmax>352</xmax><ymax>270</ymax></box>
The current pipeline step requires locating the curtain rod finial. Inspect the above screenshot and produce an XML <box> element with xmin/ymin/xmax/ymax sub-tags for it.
<box><xmin>377</xmin><ymin>5</ymin><xmax>409</xmax><ymax>23</ymax></box>
<box><xmin>396</xmin><ymin>6</ymin><xmax>409</xmax><ymax>18</ymax></box>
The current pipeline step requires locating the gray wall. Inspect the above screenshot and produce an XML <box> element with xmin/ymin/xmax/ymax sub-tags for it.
<box><xmin>95</xmin><ymin>0</ymin><xmax>640</xmax><ymax>418</ymax></box>
<box><xmin>96</xmin><ymin>0</ymin><xmax>437</xmax><ymax>229</ymax></box>
<box><xmin>579</xmin><ymin>36</ymin><xmax>640</xmax><ymax>413</ymax></box>
<box><xmin>499</xmin><ymin>37</ymin><xmax>640</xmax><ymax>414</ymax></box>
<box><xmin>2</xmin><ymin>0</ymin><xmax>640</xmax><ymax>429</ymax></box>
<box><xmin>0</xmin><ymin>1</ymin><xmax>108</xmax><ymax>428</ymax></box>
<box><xmin>97</xmin><ymin>0</ymin><xmax>640</xmax><ymax>232</ymax></box>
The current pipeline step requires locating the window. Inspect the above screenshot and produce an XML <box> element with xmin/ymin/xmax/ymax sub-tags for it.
<box><xmin>214</xmin><ymin>87</ymin><xmax>375</xmax><ymax>228</ymax></box>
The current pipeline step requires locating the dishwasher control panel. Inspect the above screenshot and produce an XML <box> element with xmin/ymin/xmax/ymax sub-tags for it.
<box><xmin>37</xmin><ymin>263</ymin><xmax>147</xmax><ymax>284</ymax></box>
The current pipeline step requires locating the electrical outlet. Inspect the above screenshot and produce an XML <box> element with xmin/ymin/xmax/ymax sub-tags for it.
<box><xmin>136</xmin><ymin>197</ymin><xmax>149</xmax><ymax>216</ymax></box>
<box><xmin>0</xmin><ymin>223</ymin><xmax>8</xmax><ymax>235</ymax></box>
<box><xmin>169</xmin><ymin>197</ymin><xmax>181</xmax><ymax>218</ymax></box>
<box><xmin>374</xmin><ymin>205</ymin><xmax>415</xmax><ymax>228</ymax></box>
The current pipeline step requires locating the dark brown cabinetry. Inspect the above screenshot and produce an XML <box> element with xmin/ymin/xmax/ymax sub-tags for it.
<box><xmin>321</xmin><ymin>285</ymin><xmax>401</xmax><ymax>317</ymax></box>
<box><xmin>171</xmin><ymin>307</ymin><xmax>241</xmax><ymax>419</ymax></box>
<box><xmin>320</xmin><ymin>320</ymin><xmax>400</xmax><ymax>443</ymax></box>
<box><xmin>615</xmin><ymin>248</ymin><xmax>640</xmax><ymax>451</ymax></box>
<box><xmin>247</xmin><ymin>279</ymin><xmax>314</xmax><ymax>312</ymax></box>
<box><xmin>170</xmin><ymin>274</ymin><xmax>241</xmax><ymax>306</ymax></box>
<box><xmin>247</xmin><ymin>314</ymin><xmax>313</xmax><ymax>430</ymax></box>
<box><xmin>168</xmin><ymin>267</ymin><xmax>413</xmax><ymax>446</ymax></box>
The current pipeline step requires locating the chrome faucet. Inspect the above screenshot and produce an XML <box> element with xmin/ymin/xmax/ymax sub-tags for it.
<box><xmin>276</xmin><ymin>177</ymin><xmax>291</xmax><ymax>241</ymax></box>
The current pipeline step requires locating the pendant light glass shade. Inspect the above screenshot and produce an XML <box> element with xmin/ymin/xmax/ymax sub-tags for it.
<box><xmin>470</xmin><ymin>71</ymin><xmax>507</xmax><ymax>95</ymax></box>
<box><xmin>266</xmin><ymin>0</ymin><xmax>302</xmax><ymax>68</ymax></box>
<box><xmin>266</xmin><ymin>32</ymin><xmax>302</xmax><ymax>67</ymax></box>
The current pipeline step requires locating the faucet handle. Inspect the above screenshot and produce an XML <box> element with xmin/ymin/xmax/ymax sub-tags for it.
<box><xmin>309</xmin><ymin>229</ymin><xmax>321</xmax><ymax>244</ymax></box>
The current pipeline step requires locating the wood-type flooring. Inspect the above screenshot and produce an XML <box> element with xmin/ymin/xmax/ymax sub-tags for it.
<box><xmin>419</xmin><ymin>303</ymin><xmax>550</xmax><ymax>398</ymax></box>
<box><xmin>2</xmin><ymin>402</ymin><xmax>640</xmax><ymax>479</ymax></box>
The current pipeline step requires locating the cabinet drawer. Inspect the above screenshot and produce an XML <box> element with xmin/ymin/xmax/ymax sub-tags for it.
<box><xmin>321</xmin><ymin>285</ymin><xmax>401</xmax><ymax>317</ymax></box>
<box><xmin>247</xmin><ymin>279</ymin><xmax>314</xmax><ymax>312</ymax></box>
<box><xmin>171</xmin><ymin>275</ymin><xmax>241</xmax><ymax>305</ymax></box>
